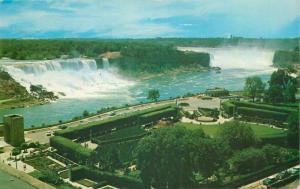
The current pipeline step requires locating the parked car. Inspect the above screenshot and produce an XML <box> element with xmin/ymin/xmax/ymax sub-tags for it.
<box><xmin>263</xmin><ymin>176</ymin><xmax>277</xmax><ymax>186</ymax></box>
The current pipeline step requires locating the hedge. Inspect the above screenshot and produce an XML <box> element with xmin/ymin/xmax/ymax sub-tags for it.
<box><xmin>222</xmin><ymin>101</ymin><xmax>235</xmax><ymax>116</ymax></box>
<box><xmin>233</xmin><ymin>101</ymin><xmax>297</xmax><ymax>114</ymax></box>
<box><xmin>55</xmin><ymin>104</ymin><xmax>175</xmax><ymax>139</ymax></box>
<box><xmin>49</xmin><ymin>136</ymin><xmax>92</xmax><ymax>163</ymax></box>
<box><xmin>92</xmin><ymin>132</ymin><xmax>149</xmax><ymax>145</ymax></box>
<box><xmin>70</xmin><ymin>166</ymin><xmax>144</xmax><ymax>189</ymax></box>
<box><xmin>139</xmin><ymin>107</ymin><xmax>178</xmax><ymax>124</ymax></box>
<box><xmin>237</xmin><ymin>107</ymin><xmax>289</xmax><ymax>122</ymax></box>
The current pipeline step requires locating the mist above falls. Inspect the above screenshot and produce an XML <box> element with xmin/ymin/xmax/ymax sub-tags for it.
<box><xmin>1</xmin><ymin>58</ymin><xmax>135</xmax><ymax>99</ymax></box>
<box><xmin>178</xmin><ymin>46</ymin><xmax>275</xmax><ymax>70</ymax></box>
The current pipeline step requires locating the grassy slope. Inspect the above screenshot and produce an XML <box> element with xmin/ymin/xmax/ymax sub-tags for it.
<box><xmin>176</xmin><ymin>122</ymin><xmax>286</xmax><ymax>138</ymax></box>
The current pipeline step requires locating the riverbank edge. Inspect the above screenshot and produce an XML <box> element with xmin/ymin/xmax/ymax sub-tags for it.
<box><xmin>0</xmin><ymin>162</ymin><xmax>55</xmax><ymax>189</ymax></box>
<box><xmin>0</xmin><ymin>98</ymin><xmax>47</xmax><ymax>110</ymax></box>
<box><xmin>116</xmin><ymin>65</ymin><xmax>220</xmax><ymax>80</ymax></box>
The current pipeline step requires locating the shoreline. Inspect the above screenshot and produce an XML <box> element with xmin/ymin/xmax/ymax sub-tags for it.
<box><xmin>0</xmin><ymin>98</ymin><xmax>48</xmax><ymax>110</ymax></box>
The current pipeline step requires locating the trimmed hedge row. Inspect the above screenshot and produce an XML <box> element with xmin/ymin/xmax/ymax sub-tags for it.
<box><xmin>55</xmin><ymin>104</ymin><xmax>176</xmax><ymax>139</ymax></box>
<box><xmin>140</xmin><ymin>107</ymin><xmax>178</xmax><ymax>124</ymax></box>
<box><xmin>233</xmin><ymin>101</ymin><xmax>297</xmax><ymax>114</ymax></box>
<box><xmin>222</xmin><ymin>101</ymin><xmax>235</xmax><ymax>116</ymax></box>
<box><xmin>49</xmin><ymin>136</ymin><xmax>92</xmax><ymax>163</ymax></box>
<box><xmin>70</xmin><ymin>166</ymin><xmax>144</xmax><ymax>189</ymax></box>
<box><xmin>92</xmin><ymin>132</ymin><xmax>149</xmax><ymax>145</ymax></box>
<box><xmin>237</xmin><ymin>107</ymin><xmax>289</xmax><ymax>122</ymax></box>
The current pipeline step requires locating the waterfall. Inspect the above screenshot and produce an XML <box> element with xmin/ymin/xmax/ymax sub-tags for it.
<box><xmin>1</xmin><ymin>58</ymin><xmax>134</xmax><ymax>98</ymax></box>
<box><xmin>102</xmin><ymin>58</ymin><xmax>110</xmax><ymax>70</ymax></box>
<box><xmin>178</xmin><ymin>46</ymin><xmax>275</xmax><ymax>70</ymax></box>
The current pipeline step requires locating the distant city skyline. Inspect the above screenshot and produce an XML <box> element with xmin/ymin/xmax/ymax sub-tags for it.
<box><xmin>0</xmin><ymin>0</ymin><xmax>299</xmax><ymax>38</ymax></box>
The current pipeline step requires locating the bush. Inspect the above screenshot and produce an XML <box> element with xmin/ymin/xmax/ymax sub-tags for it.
<box><xmin>237</xmin><ymin>107</ymin><xmax>288</xmax><ymax>122</ymax></box>
<box><xmin>50</xmin><ymin>136</ymin><xmax>92</xmax><ymax>163</ymax></box>
<box><xmin>12</xmin><ymin>148</ymin><xmax>21</xmax><ymax>156</ymax></box>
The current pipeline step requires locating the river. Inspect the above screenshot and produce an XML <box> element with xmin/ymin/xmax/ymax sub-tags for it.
<box><xmin>0</xmin><ymin>47</ymin><xmax>275</xmax><ymax>128</ymax></box>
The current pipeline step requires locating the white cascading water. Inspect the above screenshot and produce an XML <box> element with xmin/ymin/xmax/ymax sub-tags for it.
<box><xmin>178</xmin><ymin>46</ymin><xmax>275</xmax><ymax>71</ymax></box>
<box><xmin>102</xmin><ymin>58</ymin><xmax>110</xmax><ymax>70</ymax></box>
<box><xmin>1</xmin><ymin>58</ymin><xmax>134</xmax><ymax>99</ymax></box>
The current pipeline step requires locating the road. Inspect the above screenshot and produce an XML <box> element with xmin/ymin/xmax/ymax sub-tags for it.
<box><xmin>25</xmin><ymin>99</ymin><xmax>176</xmax><ymax>144</ymax></box>
<box><xmin>239</xmin><ymin>164</ymin><xmax>300</xmax><ymax>189</ymax></box>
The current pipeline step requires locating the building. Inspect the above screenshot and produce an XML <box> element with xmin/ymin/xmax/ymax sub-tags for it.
<box><xmin>205</xmin><ymin>87</ymin><xmax>229</xmax><ymax>97</ymax></box>
<box><xmin>3</xmin><ymin>114</ymin><xmax>25</xmax><ymax>146</ymax></box>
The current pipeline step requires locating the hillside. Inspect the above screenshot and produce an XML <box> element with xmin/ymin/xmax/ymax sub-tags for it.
<box><xmin>0</xmin><ymin>69</ymin><xmax>39</xmax><ymax>109</ymax></box>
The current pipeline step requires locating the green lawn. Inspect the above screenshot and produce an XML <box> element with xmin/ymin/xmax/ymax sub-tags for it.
<box><xmin>176</xmin><ymin>122</ymin><xmax>287</xmax><ymax>139</ymax></box>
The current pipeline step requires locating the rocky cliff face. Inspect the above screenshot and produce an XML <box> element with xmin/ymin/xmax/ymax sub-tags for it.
<box><xmin>0</xmin><ymin>70</ymin><xmax>29</xmax><ymax>100</ymax></box>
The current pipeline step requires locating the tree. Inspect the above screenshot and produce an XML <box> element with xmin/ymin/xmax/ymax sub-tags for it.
<box><xmin>287</xmin><ymin>113</ymin><xmax>299</xmax><ymax>148</ymax></box>
<box><xmin>217</xmin><ymin>121</ymin><xmax>258</xmax><ymax>151</ymax></box>
<box><xmin>82</xmin><ymin>110</ymin><xmax>89</xmax><ymax>117</ymax></box>
<box><xmin>266</xmin><ymin>70</ymin><xmax>298</xmax><ymax>103</ymax></box>
<box><xmin>229</xmin><ymin>148</ymin><xmax>267</xmax><ymax>174</ymax></box>
<box><xmin>135</xmin><ymin>126</ymin><xmax>223</xmax><ymax>188</ymax></box>
<box><xmin>92</xmin><ymin>145</ymin><xmax>121</xmax><ymax>172</ymax></box>
<box><xmin>244</xmin><ymin>76</ymin><xmax>265</xmax><ymax>102</ymax></box>
<box><xmin>147</xmin><ymin>89</ymin><xmax>160</xmax><ymax>102</ymax></box>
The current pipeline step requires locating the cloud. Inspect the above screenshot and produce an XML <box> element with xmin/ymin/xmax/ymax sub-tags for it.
<box><xmin>0</xmin><ymin>0</ymin><xmax>299</xmax><ymax>38</ymax></box>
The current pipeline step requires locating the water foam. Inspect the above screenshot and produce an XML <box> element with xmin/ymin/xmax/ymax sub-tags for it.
<box><xmin>178</xmin><ymin>46</ymin><xmax>275</xmax><ymax>70</ymax></box>
<box><xmin>1</xmin><ymin>58</ymin><xmax>134</xmax><ymax>99</ymax></box>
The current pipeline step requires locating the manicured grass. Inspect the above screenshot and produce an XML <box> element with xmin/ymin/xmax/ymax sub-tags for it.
<box><xmin>76</xmin><ymin>179</ymin><xmax>95</xmax><ymax>187</ymax></box>
<box><xmin>59</xmin><ymin>170</ymin><xmax>69</xmax><ymax>179</ymax></box>
<box><xmin>176</xmin><ymin>122</ymin><xmax>287</xmax><ymax>139</ymax></box>
<box><xmin>96</xmin><ymin>125</ymin><xmax>146</xmax><ymax>141</ymax></box>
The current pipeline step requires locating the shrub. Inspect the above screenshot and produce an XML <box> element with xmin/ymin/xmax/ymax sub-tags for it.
<box><xmin>12</xmin><ymin>148</ymin><xmax>21</xmax><ymax>156</ymax></box>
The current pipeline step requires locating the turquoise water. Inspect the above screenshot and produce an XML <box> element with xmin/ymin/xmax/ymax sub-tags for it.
<box><xmin>0</xmin><ymin>170</ymin><xmax>35</xmax><ymax>189</ymax></box>
<box><xmin>0</xmin><ymin>68</ymin><xmax>272</xmax><ymax>128</ymax></box>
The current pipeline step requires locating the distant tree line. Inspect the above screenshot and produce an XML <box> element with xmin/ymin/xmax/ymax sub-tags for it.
<box><xmin>0</xmin><ymin>39</ymin><xmax>210</xmax><ymax>76</ymax></box>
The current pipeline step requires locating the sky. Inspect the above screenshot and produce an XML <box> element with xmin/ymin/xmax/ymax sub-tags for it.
<box><xmin>0</xmin><ymin>0</ymin><xmax>299</xmax><ymax>38</ymax></box>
